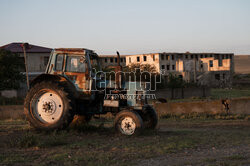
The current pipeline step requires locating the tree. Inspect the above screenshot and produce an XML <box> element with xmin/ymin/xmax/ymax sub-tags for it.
<box><xmin>0</xmin><ymin>49</ymin><xmax>25</xmax><ymax>90</ymax></box>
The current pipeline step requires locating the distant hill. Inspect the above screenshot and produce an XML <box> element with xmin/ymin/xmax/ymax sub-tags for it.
<box><xmin>234</xmin><ymin>55</ymin><xmax>250</xmax><ymax>74</ymax></box>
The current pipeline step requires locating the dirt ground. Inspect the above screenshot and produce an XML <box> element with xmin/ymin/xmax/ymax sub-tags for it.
<box><xmin>0</xmin><ymin>118</ymin><xmax>249</xmax><ymax>166</ymax></box>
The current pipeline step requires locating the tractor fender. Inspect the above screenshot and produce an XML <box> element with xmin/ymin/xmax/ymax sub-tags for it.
<box><xmin>30</xmin><ymin>74</ymin><xmax>79</xmax><ymax>98</ymax></box>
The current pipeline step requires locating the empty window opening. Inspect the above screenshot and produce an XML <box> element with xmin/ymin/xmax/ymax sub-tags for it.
<box><xmin>137</xmin><ymin>57</ymin><xmax>140</xmax><ymax>62</ymax></box>
<box><xmin>209</xmin><ymin>60</ymin><xmax>213</xmax><ymax>67</ymax></box>
<box><xmin>215</xmin><ymin>74</ymin><xmax>220</xmax><ymax>80</ymax></box>
<box><xmin>161</xmin><ymin>54</ymin><xmax>164</xmax><ymax>60</ymax></box>
<box><xmin>172</xmin><ymin>65</ymin><xmax>175</xmax><ymax>70</ymax></box>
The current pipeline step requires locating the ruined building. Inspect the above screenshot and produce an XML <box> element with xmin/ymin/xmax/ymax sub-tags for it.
<box><xmin>100</xmin><ymin>52</ymin><xmax>234</xmax><ymax>87</ymax></box>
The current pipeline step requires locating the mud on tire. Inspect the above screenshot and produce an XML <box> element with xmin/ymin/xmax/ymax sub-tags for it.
<box><xmin>24</xmin><ymin>81</ymin><xmax>75</xmax><ymax>130</ymax></box>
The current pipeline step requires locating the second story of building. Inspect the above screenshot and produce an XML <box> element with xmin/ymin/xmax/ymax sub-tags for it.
<box><xmin>99</xmin><ymin>55</ymin><xmax>126</xmax><ymax>68</ymax></box>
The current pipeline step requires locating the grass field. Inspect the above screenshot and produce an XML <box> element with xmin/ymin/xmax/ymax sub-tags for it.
<box><xmin>0</xmin><ymin>118</ymin><xmax>249</xmax><ymax>166</ymax></box>
<box><xmin>211</xmin><ymin>88</ymin><xmax>250</xmax><ymax>99</ymax></box>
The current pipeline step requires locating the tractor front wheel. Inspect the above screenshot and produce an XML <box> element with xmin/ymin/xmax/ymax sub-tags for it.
<box><xmin>114</xmin><ymin>110</ymin><xmax>143</xmax><ymax>136</ymax></box>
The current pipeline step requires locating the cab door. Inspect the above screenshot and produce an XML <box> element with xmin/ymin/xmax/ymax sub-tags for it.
<box><xmin>64</xmin><ymin>55</ymin><xmax>90</xmax><ymax>92</ymax></box>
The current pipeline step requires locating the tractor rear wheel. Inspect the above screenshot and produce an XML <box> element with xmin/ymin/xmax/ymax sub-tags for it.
<box><xmin>141</xmin><ymin>105</ymin><xmax>158</xmax><ymax>129</ymax></box>
<box><xmin>114</xmin><ymin>110</ymin><xmax>143</xmax><ymax>136</ymax></box>
<box><xmin>24</xmin><ymin>81</ymin><xmax>75</xmax><ymax>130</ymax></box>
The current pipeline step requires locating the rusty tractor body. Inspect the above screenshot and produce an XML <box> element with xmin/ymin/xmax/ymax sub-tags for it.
<box><xmin>24</xmin><ymin>48</ymin><xmax>158</xmax><ymax>135</ymax></box>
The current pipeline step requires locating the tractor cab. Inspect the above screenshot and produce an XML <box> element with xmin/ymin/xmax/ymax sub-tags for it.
<box><xmin>45</xmin><ymin>48</ymin><xmax>100</xmax><ymax>92</ymax></box>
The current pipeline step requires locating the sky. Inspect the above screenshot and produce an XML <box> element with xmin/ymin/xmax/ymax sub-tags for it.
<box><xmin>0</xmin><ymin>0</ymin><xmax>250</xmax><ymax>55</ymax></box>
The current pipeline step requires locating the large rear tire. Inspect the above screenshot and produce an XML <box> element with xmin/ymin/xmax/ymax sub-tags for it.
<box><xmin>114</xmin><ymin>110</ymin><xmax>143</xmax><ymax>136</ymax></box>
<box><xmin>24</xmin><ymin>81</ymin><xmax>75</xmax><ymax>130</ymax></box>
<box><xmin>141</xmin><ymin>105</ymin><xmax>158</xmax><ymax>129</ymax></box>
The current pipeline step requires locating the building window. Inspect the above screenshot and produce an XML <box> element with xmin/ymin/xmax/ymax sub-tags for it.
<box><xmin>161</xmin><ymin>65</ymin><xmax>165</xmax><ymax>69</ymax></box>
<box><xmin>191</xmin><ymin>55</ymin><xmax>194</xmax><ymax>59</ymax></box>
<box><xmin>153</xmin><ymin>55</ymin><xmax>155</xmax><ymax>61</ymax></box>
<box><xmin>124</xmin><ymin>58</ymin><xmax>126</xmax><ymax>62</ymax></box>
<box><xmin>110</xmin><ymin>58</ymin><xmax>113</xmax><ymax>63</ymax></box>
<box><xmin>166</xmin><ymin>55</ymin><xmax>169</xmax><ymax>60</ymax></box>
<box><xmin>172</xmin><ymin>55</ymin><xmax>174</xmax><ymax>60</ymax></box>
<box><xmin>144</xmin><ymin>56</ymin><xmax>147</xmax><ymax>61</ymax></box>
<box><xmin>230</xmin><ymin>55</ymin><xmax>232</xmax><ymax>59</ymax></box>
<box><xmin>161</xmin><ymin>54</ymin><xmax>164</xmax><ymax>60</ymax></box>
<box><xmin>172</xmin><ymin>65</ymin><xmax>175</xmax><ymax>70</ymax></box>
<box><xmin>129</xmin><ymin>57</ymin><xmax>131</xmax><ymax>63</ymax></box>
<box><xmin>200</xmin><ymin>54</ymin><xmax>203</xmax><ymax>58</ymax></box>
<box><xmin>195</xmin><ymin>55</ymin><xmax>198</xmax><ymax>60</ymax></box>
<box><xmin>222</xmin><ymin>55</ymin><xmax>225</xmax><ymax>59</ymax></box>
<box><xmin>218</xmin><ymin>59</ymin><xmax>223</xmax><ymax>66</ymax></box>
<box><xmin>185</xmin><ymin>55</ymin><xmax>188</xmax><ymax>59</ymax></box>
<box><xmin>137</xmin><ymin>57</ymin><xmax>140</xmax><ymax>62</ymax></box>
<box><xmin>226</xmin><ymin>55</ymin><xmax>229</xmax><ymax>59</ymax></box>
<box><xmin>44</xmin><ymin>56</ymin><xmax>49</xmax><ymax>66</ymax></box>
<box><xmin>210</xmin><ymin>55</ymin><xmax>213</xmax><ymax>57</ymax></box>
<box><xmin>105</xmin><ymin>58</ymin><xmax>107</xmax><ymax>63</ymax></box>
<box><xmin>209</xmin><ymin>60</ymin><xmax>213</xmax><ymax>67</ymax></box>
<box><xmin>115</xmin><ymin>58</ymin><xmax>117</xmax><ymax>63</ymax></box>
<box><xmin>120</xmin><ymin>58</ymin><xmax>123</xmax><ymax>62</ymax></box>
<box><xmin>167</xmin><ymin>65</ymin><xmax>170</xmax><ymax>70</ymax></box>
<box><xmin>205</xmin><ymin>55</ymin><xmax>208</xmax><ymax>58</ymax></box>
<box><xmin>215</xmin><ymin>74</ymin><xmax>220</xmax><ymax>80</ymax></box>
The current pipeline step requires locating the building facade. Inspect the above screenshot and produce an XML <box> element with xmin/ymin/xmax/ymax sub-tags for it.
<box><xmin>100</xmin><ymin>52</ymin><xmax>234</xmax><ymax>87</ymax></box>
<box><xmin>0</xmin><ymin>43</ymin><xmax>52</xmax><ymax>97</ymax></box>
<box><xmin>0</xmin><ymin>43</ymin><xmax>52</xmax><ymax>74</ymax></box>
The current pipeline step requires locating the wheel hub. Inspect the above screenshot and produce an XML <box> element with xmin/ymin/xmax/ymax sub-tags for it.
<box><xmin>120</xmin><ymin>117</ymin><xmax>136</xmax><ymax>135</ymax></box>
<box><xmin>33</xmin><ymin>91</ymin><xmax>63</xmax><ymax>124</ymax></box>
<box><xmin>42</xmin><ymin>100</ymin><xmax>55</xmax><ymax>114</ymax></box>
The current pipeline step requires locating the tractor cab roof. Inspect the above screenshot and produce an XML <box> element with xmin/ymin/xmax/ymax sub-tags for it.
<box><xmin>53</xmin><ymin>48</ymin><xmax>98</xmax><ymax>57</ymax></box>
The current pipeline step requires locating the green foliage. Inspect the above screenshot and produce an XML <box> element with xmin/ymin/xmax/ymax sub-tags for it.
<box><xmin>166</xmin><ymin>73</ymin><xmax>185</xmax><ymax>89</ymax></box>
<box><xmin>0</xmin><ymin>49</ymin><xmax>24</xmax><ymax>90</ymax></box>
<box><xmin>125</xmin><ymin>63</ymin><xmax>156</xmax><ymax>73</ymax></box>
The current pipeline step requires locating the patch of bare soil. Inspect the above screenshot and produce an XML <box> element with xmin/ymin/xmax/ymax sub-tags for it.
<box><xmin>137</xmin><ymin>145</ymin><xmax>250</xmax><ymax>166</ymax></box>
<box><xmin>0</xmin><ymin>119</ymin><xmax>249</xmax><ymax>166</ymax></box>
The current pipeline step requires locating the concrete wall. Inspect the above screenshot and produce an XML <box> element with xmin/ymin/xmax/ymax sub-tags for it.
<box><xmin>154</xmin><ymin>100</ymin><xmax>224</xmax><ymax>117</ymax></box>
<box><xmin>0</xmin><ymin>105</ymin><xmax>24</xmax><ymax>120</ymax></box>
<box><xmin>1</xmin><ymin>97</ymin><xmax>250</xmax><ymax>120</ymax></box>
<box><xmin>154</xmin><ymin>97</ymin><xmax>250</xmax><ymax>117</ymax></box>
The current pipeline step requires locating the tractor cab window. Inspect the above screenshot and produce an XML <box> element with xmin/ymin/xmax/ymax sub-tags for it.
<box><xmin>55</xmin><ymin>54</ymin><xmax>64</xmax><ymax>71</ymax></box>
<box><xmin>66</xmin><ymin>56</ymin><xmax>86</xmax><ymax>73</ymax></box>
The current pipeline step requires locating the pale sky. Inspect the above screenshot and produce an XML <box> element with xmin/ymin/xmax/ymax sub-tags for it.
<box><xmin>0</xmin><ymin>0</ymin><xmax>250</xmax><ymax>55</ymax></box>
